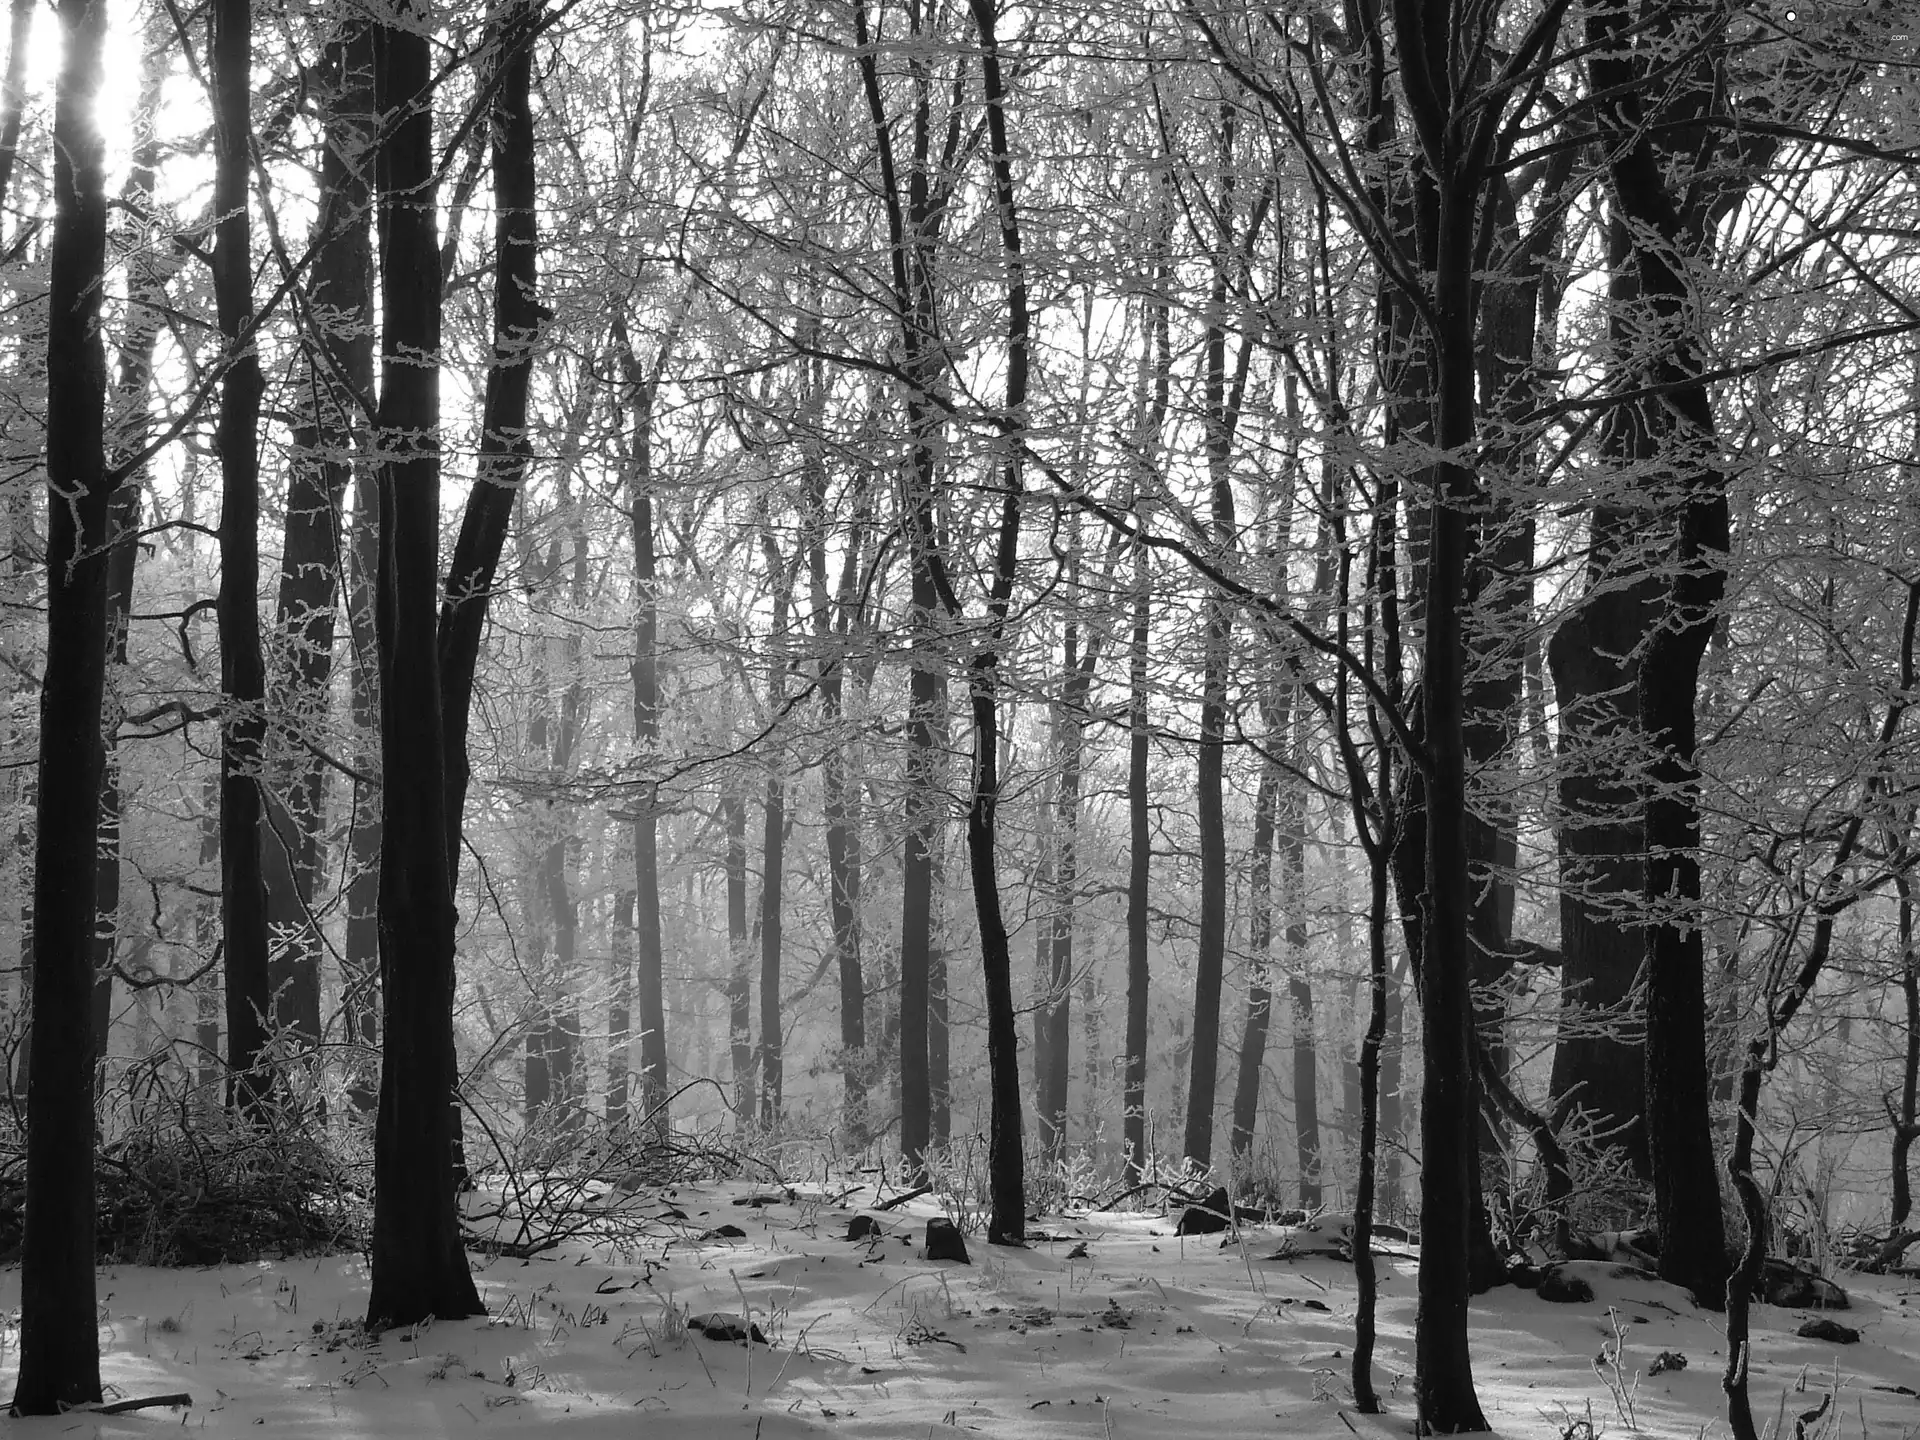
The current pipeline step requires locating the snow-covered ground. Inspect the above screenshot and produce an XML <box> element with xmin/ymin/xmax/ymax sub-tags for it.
<box><xmin>2</xmin><ymin>1182</ymin><xmax>1916</xmax><ymax>1437</ymax></box>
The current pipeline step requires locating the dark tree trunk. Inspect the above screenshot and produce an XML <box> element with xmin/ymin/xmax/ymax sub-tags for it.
<box><xmin>12</xmin><ymin>0</ymin><xmax>109</xmax><ymax>1411</ymax></box>
<box><xmin>1039</xmin><ymin>606</ymin><xmax>1099</xmax><ymax>1167</ymax></box>
<box><xmin>1895</xmin><ymin>869</ymin><xmax>1918</xmax><ymax>1229</ymax></box>
<box><xmin>213</xmin><ymin>0</ymin><xmax>272</xmax><ymax>1115</ymax></box>
<box><xmin>438</xmin><ymin>0</ymin><xmax>540</xmax><ymax>877</ymax></box>
<box><xmin>1282</xmin><ymin>715</ymin><xmax>1320</xmax><ymax>1207</ymax></box>
<box><xmin>929</xmin><ymin>938</ymin><xmax>951</xmax><ymax>1150</ymax></box>
<box><xmin>1182</xmin><ymin>105</ymin><xmax>1266</xmax><ymax>1173</ymax></box>
<box><xmin>850</xmin><ymin>0</ymin><xmax>958</xmax><ymax>1180</ymax></box>
<box><xmin>1588</xmin><ymin>0</ymin><xmax>1733</xmax><ymax>1309</ymax></box>
<box><xmin>331</xmin><ymin>22</ymin><xmax>381</xmax><ymax>1114</ymax></box>
<box><xmin>616</xmin><ymin>341</ymin><xmax>671</xmax><ymax>1126</ymax></box>
<box><xmin>87</xmin><ymin>27</ymin><xmax>172</xmax><ymax>1093</ymax></box>
<box><xmin>1230</xmin><ymin>756</ymin><xmax>1278</xmax><ymax>1159</ymax></box>
<box><xmin>194</xmin><ymin>778</ymin><xmax>223</xmax><ymax>1117</ymax></box>
<box><xmin>811</xmin><ymin>448</ymin><xmax>866</xmax><ymax>1139</ymax></box>
<box><xmin>364</xmin><ymin>0</ymin><xmax>484</xmax><ymax>1331</ymax></box>
<box><xmin>0</xmin><ymin>0</ymin><xmax>32</xmax><ymax>230</ymax></box>
<box><xmin>965</xmin><ymin>0</ymin><xmax>1029</xmax><ymax>1243</ymax></box>
<box><xmin>607</xmin><ymin>887</ymin><xmax>634</xmax><ymax>1129</ymax></box>
<box><xmin>1544</xmin><ymin>216</ymin><xmax>1660</xmax><ymax>1180</ymax></box>
<box><xmin>758</xmin><ymin>531</ymin><xmax>791</xmax><ymax>1127</ymax></box>
<box><xmin>265</xmin><ymin>17</ymin><xmax>376</xmax><ymax>1053</ymax></box>
<box><xmin>723</xmin><ymin>791</ymin><xmax>752</xmax><ymax>1119</ymax></box>
<box><xmin>1122</xmin><ymin>233</ymin><xmax>1169</xmax><ymax>1184</ymax></box>
<box><xmin>344</xmin><ymin>467</ymin><xmax>381</xmax><ymax>1113</ymax></box>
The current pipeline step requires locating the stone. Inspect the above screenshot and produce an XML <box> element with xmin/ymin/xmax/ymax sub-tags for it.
<box><xmin>926</xmin><ymin>1217</ymin><xmax>971</xmax><ymax>1263</ymax></box>
<box><xmin>1175</xmin><ymin>1187</ymin><xmax>1233</xmax><ymax>1236</ymax></box>
<box><xmin>846</xmin><ymin>1215</ymin><xmax>882</xmax><ymax>1242</ymax></box>
<box><xmin>698</xmin><ymin>1224</ymin><xmax>747</xmax><ymax>1241</ymax></box>
<box><xmin>1759</xmin><ymin>1259</ymin><xmax>1849</xmax><ymax>1310</ymax></box>
<box><xmin>1536</xmin><ymin>1266</ymin><xmax>1596</xmax><ymax>1304</ymax></box>
<box><xmin>1795</xmin><ymin>1317</ymin><xmax>1860</xmax><ymax>1344</ymax></box>
<box><xmin>688</xmin><ymin>1313</ymin><xmax>767</xmax><ymax>1344</ymax></box>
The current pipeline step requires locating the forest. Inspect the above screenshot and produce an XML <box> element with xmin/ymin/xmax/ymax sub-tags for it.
<box><xmin>0</xmin><ymin>0</ymin><xmax>1918</xmax><ymax>1433</ymax></box>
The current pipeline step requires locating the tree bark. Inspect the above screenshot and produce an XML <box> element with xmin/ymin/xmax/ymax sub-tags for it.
<box><xmin>213</xmin><ymin>0</ymin><xmax>272</xmax><ymax>1116</ymax></box>
<box><xmin>439</xmin><ymin>0</ymin><xmax>541</xmax><ymax>878</ymax></box>
<box><xmin>89</xmin><ymin>27</ymin><xmax>172</xmax><ymax>1089</ymax></box>
<box><xmin>964</xmin><ymin>0</ymin><xmax>1030</xmax><ymax>1243</ymax></box>
<box><xmin>0</xmin><ymin>0</ymin><xmax>33</xmax><ymax>234</ymax></box>
<box><xmin>365</xmin><ymin>0</ymin><xmax>484</xmax><ymax>1331</ymax></box>
<box><xmin>607</xmin><ymin>886</ymin><xmax>634</xmax><ymax>1129</ymax></box>
<box><xmin>1589</xmin><ymin>0</ymin><xmax>1734</xmax><ymax>1309</ymax></box>
<box><xmin>811</xmin><ymin>436</ymin><xmax>866</xmax><ymax>1140</ymax></box>
<box><xmin>758</xmin><ymin>528</ymin><xmax>793</xmax><ymax>1127</ymax></box>
<box><xmin>617</xmin><ymin>335</ymin><xmax>671</xmax><ymax>1127</ymax></box>
<box><xmin>723</xmin><ymin>790</ymin><xmax>752</xmax><ymax>1120</ymax></box>
<box><xmin>265</xmin><ymin>17</ymin><xmax>377</xmax><ymax>1053</ymax></box>
<box><xmin>12</xmin><ymin>0</ymin><xmax>110</xmax><ymax>1411</ymax></box>
<box><xmin>1230</xmin><ymin>752</ymin><xmax>1278</xmax><ymax>1159</ymax></box>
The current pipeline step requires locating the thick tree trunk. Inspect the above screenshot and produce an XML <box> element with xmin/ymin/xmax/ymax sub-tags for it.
<box><xmin>213</xmin><ymin>0</ymin><xmax>272</xmax><ymax>1115</ymax></box>
<box><xmin>12</xmin><ymin>0</ymin><xmax>109</xmax><ymax>1410</ymax></box>
<box><xmin>1590</xmin><ymin>0</ymin><xmax>1733</xmax><ymax>1309</ymax></box>
<box><xmin>1544</xmin><ymin>219</ymin><xmax>1660</xmax><ymax>1179</ymax></box>
<box><xmin>365</xmin><ymin>0</ymin><xmax>484</xmax><ymax>1331</ymax></box>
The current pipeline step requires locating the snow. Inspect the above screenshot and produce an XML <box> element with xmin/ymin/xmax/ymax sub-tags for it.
<box><xmin>3</xmin><ymin>1184</ymin><xmax>1917</xmax><ymax>1437</ymax></box>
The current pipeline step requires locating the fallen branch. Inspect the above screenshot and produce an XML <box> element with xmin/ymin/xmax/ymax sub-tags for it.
<box><xmin>92</xmin><ymin>1393</ymin><xmax>193</xmax><ymax>1415</ymax></box>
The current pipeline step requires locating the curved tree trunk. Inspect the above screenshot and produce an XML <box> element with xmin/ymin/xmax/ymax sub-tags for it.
<box><xmin>12</xmin><ymin>0</ymin><xmax>110</xmax><ymax>1411</ymax></box>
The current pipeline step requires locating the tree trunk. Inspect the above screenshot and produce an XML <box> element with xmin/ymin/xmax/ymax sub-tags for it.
<box><xmin>962</xmin><ymin>0</ymin><xmax>1030</xmax><ymax>1244</ymax></box>
<box><xmin>1122</xmin><ymin>224</ymin><xmax>1170</xmax><ymax>1184</ymax></box>
<box><xmin>439</xmin><ymin>0</ymin><xmax>541</xmax><ymax>877</ymax></box>
<box><xmin>617</xmin><ymin>341</ymin><xmax>671</xmax><ymax>1127</ymax></box>
<box><xmin>1230</xmin><ymin>755</ymin><xmax>1277</xmax><ymax>1159</ymax></box>
<box><xmin>723</xmin><ymin>790</ymin><xmax>752</xmax><ymax>1120</ymax></box>
<box><xmin>607</xmin><ymin>886</ymin><xmax>634</xmax><ymax>1129</ymax></box>
<box><xmin>265</xmin><ymin>17</ymin><xmax>377</xmax><ymax>1054</ymax></box>
<box><xmin>12</xmin><ymin>0</ymin><xmax>109</xmax><ymax>1410</ymax></box>
<box><xmin>364</xmin><ymin>0</ymin><xmax>484</xmax><ymax>1331</ymax></box>
<box><xmin>758</xmin><ymin>530</ymin><xmax>792</xmax><ymax>1127</ymax></box>
<box><xmin>811</xmin><ymin>446</ymin><xmax>866</xmax><ymax>1140</ymax></box>
<box><xmin>1589</xmin><ymin>0</ymin><xmax>1734</xmax><ymax>1309</ymax></box>
<box><xmin>0</xmin><ymin>0</ymin><xmax>33</xmax><ymax>233</ymax></box>
<box><xmin>88</xmin><ymin>26</ymin><xmax>171</xmax><ymax>1088</ymax></box>
<box><xmin>1894</xmin><ymin>868</ymin><xmax>1918</xmax><ymax>1229</ymax></box>
<box><xmin>1282</xmin><ymin>711</ymin><xmax>1320</xmax><ymax>1207</ymax></box>
<box><xmin>1544</xmin><ymin>215</ymin><xmax>1660</xmax><ymax>1180</ymax></box>
<box><xmin>1182</xmin><ymin>104</ymin><xmax>1266</xmax><ymax>1173</ymax></box>
<box><xmin>213</xmin><ymin>0</ymin><xmax>272</xmax><ymax>1115</ymax></box>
